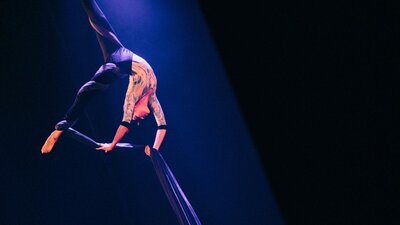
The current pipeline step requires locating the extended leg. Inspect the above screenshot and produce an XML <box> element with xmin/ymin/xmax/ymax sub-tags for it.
<box><xmin>41</xmin><ymin>1</ymin><xmax>126</xmax><ymax>154</ymax></box>
<box><xmin>81</xmin><ymin>0</ymin><xmax>124</xmax><ymax>61</ymax></box>
<box><xmin>59</xmin><ymin>0</ymin><xmax>125</xmax><ymax>125</ymax></box>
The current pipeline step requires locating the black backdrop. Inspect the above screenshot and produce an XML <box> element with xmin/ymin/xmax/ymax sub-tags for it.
<box><xmin>197</xmin><ymin>0</ymin><xmax>398</xmax><ymax>225</ymax></box>
<box><xmin>1</xmin><ymin>0</ymin><xmax>399</xmax><ymax>224</ymax></box>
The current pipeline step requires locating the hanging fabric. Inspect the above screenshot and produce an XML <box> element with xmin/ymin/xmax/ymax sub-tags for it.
<box><xmin>150</xmin><ymin>148</ymin><xmax>202</xmax><ymax>225</ymax></box>
<box><xmin>64</xmin><ymin>128</ymin><xmax>202</xmax><ymax>225</ymax></box>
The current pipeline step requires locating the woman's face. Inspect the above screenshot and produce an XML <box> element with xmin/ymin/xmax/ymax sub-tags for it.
<box><xmin>133</xmin><ymin>91</ymin><xmax>151</xmax><ymax>119</ymax></box>
<box><xmin>133</xmin><ymin>105</ymin><xmax>150</xmax><ymax>119</ymax></box>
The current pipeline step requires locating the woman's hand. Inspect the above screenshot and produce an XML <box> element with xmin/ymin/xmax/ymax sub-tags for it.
<box><xmin>96</xmin><ymin>143</ymin><xmax>115</xmax><ymax>152</ymax></box>
<box><xmin>145</xmin><ymin>145</ymin><xmax>159</xmax><ymax>156</ymax></box>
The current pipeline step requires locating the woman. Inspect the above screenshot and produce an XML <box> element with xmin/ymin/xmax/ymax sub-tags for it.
<box><xmin>41</xmin><ymin>0</ymin><xmax>167</xmax><ymax>155</ymax></box>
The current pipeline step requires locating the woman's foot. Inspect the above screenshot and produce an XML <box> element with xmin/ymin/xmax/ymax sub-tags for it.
<box><xmin>41</xmin><ymin>130</ymin><xmax>63</xmax><ymax>154</ymax></box>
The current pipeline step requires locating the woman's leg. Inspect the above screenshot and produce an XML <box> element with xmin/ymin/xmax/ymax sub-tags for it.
<box><xmin>81</xmin><ymin>0</ymin><xmax>124</xmax><ymax>61</ymax></box>
<box><xmin>41</xmin><ymin>0</ymin><xmax>127</xmax><ymax>153</ymax></box>
<box><xmin>41</xmin><ymin>63</ymin><xmax>120</xmax><ymax>153</ymax></box>
<box><xmin>56</xmin><ymin>63</ymin><xmax>120</xmax><ymax>130</ymax></box>
<box><xmin>56</xmin><ymin>0</ymin><xmax>128</xmax><ymax>129</ymax></box>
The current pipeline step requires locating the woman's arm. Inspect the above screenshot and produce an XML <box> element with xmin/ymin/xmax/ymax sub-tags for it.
<box><xmin>153</xmin><ymin>128</ymin><xmax>166</xmax><ymax>150</ymax></box>
<box><xmin>147</xmin><ymin>94</ymin><xmax>167</xmax><ymax>155</ymax></box>
<box><xmin>96</xmin><ymin>125</ymin><xmax>129</xmax><ymax>152</ymax></box>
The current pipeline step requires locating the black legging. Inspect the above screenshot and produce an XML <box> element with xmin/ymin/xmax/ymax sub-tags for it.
<box><xmin>60</xmin><ymin>0</ymin><xmax>133</xmax><ymax>126</ymax></box>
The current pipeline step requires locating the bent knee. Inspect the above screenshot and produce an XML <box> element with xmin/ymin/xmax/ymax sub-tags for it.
<box><xmin>78</xmin><ymin>81</ymin><xmax>109</xmax><ymax>94</ymax></box>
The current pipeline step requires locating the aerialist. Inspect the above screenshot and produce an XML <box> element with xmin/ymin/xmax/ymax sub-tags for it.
<box><xmin>41</xmin><ymin>0</ymin><xmax>167</xmax><ymax>155</ymax></box>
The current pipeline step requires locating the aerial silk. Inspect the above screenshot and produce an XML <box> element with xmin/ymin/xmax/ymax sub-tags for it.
<box><xmin>65</xmin><ymin>128</ymin><xmax>202</xmax><ymax>225</ymax></box>
<box><xmin>65</xmin><ymin>128</ymin><xmax>139</xmax><ymax>150</ymax></box>
<box><xmin>149</xmin><ymin>148</ymin><xmax>202</xmax><ymax>225</ymax></box>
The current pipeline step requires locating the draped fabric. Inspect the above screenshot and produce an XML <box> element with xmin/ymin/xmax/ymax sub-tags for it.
<box><xmin>65</xmin><ymin>128</ymin><xmax>142</xmax><ymax>150</ymax></box>
<box><xmin>66</xmin><ymin>128</ymin><xmax>101</xmax><ymax>149</ymax></box>
<box><xmin>65</xmin><ymin>128</ymin><xmax>202</xmax><ymax>225</ymax></box>
<box><xmin>150</xmin><ymin>148</ymin><xmax>202</xmax><ymax>225</ymax></box>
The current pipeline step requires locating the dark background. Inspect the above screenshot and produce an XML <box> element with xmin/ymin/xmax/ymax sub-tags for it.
<box><xmin>2</xmin><ymin>0</ymin><xmax>282</xmax><ymax>225</ymax></box>
<box><xmin>1</xmin><ymin>0</ymin><xmax>399</xmax><ymax>224</ymax></box>
<box><xmin>197</xmin><ymin>0</ymin><xmax>398</xmax><ymax>225</ymax></box>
